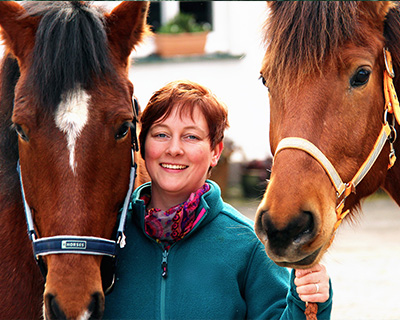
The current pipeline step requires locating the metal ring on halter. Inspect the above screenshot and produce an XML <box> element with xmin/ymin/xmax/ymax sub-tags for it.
<box><xmin>384</xmin><ymin>109</ymin><xmax>389</xmax><ymax>124</ymax></box>
<box><xmin>384</xmin><ymin>47</ymin><xmax>395</xmax><ymax>78</ymax></box>
<box><xmin>389</xmin><ymin>124</ymin><xmax>397</xmax><ymax>144</ymax></box>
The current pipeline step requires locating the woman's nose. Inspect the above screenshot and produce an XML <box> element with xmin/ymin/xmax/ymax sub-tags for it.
<box><xmin>166</xmin><ymin>137</ymin><xmax>183</xmax><ymax>156</ymax></box>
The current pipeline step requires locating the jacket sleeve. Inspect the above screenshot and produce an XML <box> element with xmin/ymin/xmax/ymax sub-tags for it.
<box><xmin>287</xmin><ymin>270</ymin><xmax>333</xmax><ymax>320</ymax></box>
<box><xmin>244</xmin><ymin>241</ymin><xmax>332</xmax><ymax>320</ymax></box>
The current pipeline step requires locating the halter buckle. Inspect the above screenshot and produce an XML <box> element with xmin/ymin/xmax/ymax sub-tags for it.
<box><xmin>389</xmin><ymin>148</ymin><xmax>397</xmax><ymax>169</ymax></box>
<box><xmin>384</xmin><ymin>48</ymin><xmax>395</xmax><ymax>78</ymax></box>
<box><xmin>29</xmin><ymin>231</ymin><xmax>37</xmax><ymax>241</ymax></box>
<box><xmin>117</xmin><ymin>232</ymin><xmax>126</xmax><ymax>249</ymax></box>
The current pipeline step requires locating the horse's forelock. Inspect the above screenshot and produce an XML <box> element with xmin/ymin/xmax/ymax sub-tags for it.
<box><xmin>24</xmin><ymin>1</ymin><xmax>114</xmax><ymax>113</ymax></box>
<box><xmin>262</xmin><ymin>2</ymin><xmax>382</xmax><ymax>93</ymax></box>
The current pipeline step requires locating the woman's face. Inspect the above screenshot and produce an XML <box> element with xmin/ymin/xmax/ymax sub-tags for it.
<box><xmin>145</xmin><ymin>106</ymin><xmax>222</xmax><ymax>205</ymax></box>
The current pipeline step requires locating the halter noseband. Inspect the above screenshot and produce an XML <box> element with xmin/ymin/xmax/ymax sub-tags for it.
<box><xmin>274</xmin><ymin>48</ymin><xmax>399</xmax><ymax>239</ymax></box>
<box><xmin>17</xmin><ymin>98</ymin><xmax>140</xmax><ymax>294</ymax></box>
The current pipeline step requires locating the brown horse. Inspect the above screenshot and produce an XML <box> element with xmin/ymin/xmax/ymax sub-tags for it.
<box><xmin>0</xmin><ymin>2</ymin><xmax>149</xmax><ymax>319</ymax></box>
<box><xmin>256</xmin><ymin>2</ymin><xmax>400</xmax><ymax>269</ymax></box>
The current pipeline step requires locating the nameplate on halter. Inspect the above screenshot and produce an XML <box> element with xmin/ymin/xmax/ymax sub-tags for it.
<box><xmin>61</xmin><ymin>240</ymin><xmax>87</xmax><ymax>250</ymax></box>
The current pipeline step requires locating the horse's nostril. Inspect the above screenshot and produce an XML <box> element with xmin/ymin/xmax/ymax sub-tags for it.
<box><xmin>255</xmin><ymin>210</ymin><xmax>267</xmax><ymax>235</ymax></box>
<box><xmin>45</xmin><ymin>294</ymin><xmax>67</xmax><ymax>320</ymax></box>
<box><xmin>293</xmin><ymin>211</ymin><xmax>314</xmax><ymax>244</ymax></box>
<box><xmin>88</xmin><ymin>292</ymin><xmax>105</xmax><ymax>319</ymax></box>
<box><xmin>263</xmin><ymin>210</ymin><xmax>316</xmax><ymax>253</ymax></box>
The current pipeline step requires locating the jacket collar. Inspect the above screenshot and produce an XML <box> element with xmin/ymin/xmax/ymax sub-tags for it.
<box><xmin>131</xmin><ymin>180</ymin><xmax>223</xmax><ymax>234</ymax></box>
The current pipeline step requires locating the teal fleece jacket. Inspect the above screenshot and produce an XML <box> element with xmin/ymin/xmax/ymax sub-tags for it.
<box><xmin>104</xmin><ymin>180</ymin><xmax>332</xmax><ymax>320</ymax></box>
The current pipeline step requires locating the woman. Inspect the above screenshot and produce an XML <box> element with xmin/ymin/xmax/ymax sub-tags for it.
<box><xmin>104</xmin><ymin>80</ymin><xmax>332</xmax><ymax>319</ymax></box>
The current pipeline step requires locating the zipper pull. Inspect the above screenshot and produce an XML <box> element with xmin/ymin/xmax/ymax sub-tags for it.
<box><xmin>161</xmin><ymin>249</ymin><xmax>168</xmax><ymax>278</ymax></box>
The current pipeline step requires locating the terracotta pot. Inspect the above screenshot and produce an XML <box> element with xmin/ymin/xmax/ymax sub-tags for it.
<box><xmin>154</xmin><ymin>32</ymin><xmax>208</xmax><ymax>58</ymax></box>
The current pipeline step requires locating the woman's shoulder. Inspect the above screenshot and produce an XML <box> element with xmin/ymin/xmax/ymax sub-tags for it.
<box><xmin>220</xmin><ymin>201</ymin><xmax>255</xmax><ymax>229</ymax></box>
<box><xmin>207</xmin><ymin>202</ymin><xmax>261</xmax><ymax>252</ymax></box>
<box><xmin>204</xmin><ymin>180</ymin><xmax>256</xmax><ymax>232</ymax></box>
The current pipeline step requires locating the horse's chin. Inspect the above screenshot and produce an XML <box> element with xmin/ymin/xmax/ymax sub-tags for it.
<box><xmin>267</xmin><ymin>246</ymin><xmax>323</xmax><ymax>269</ymax></box>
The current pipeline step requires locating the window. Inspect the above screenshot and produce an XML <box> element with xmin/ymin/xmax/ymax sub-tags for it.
<box><xmin>179</xmin><ymin>2</ymin><xmax>212</xmax><ymax>28</ymax></box>
<box><xmin>148</xmin><ymin>1</ymin><xmax>213</xmax><ymax>32</ymax></box>
<box><xmin>148</xmin><ymin>2</ymin><xmax>161</xmax><ymax>32</ymax></box>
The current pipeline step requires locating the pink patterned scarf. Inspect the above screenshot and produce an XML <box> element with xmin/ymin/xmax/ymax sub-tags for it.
<box><xmin>142</xmin><ymin>184</ymin><xmax>210</xmax><ymax>249</ymax></box>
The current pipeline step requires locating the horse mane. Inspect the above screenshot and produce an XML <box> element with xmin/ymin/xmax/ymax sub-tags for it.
<box><xmin>0</xmin><ymin>55</ymin><xmax>20</xmax><ymax>193</ymax></box>
<box><xmin>23</xmin><ymin>1</ymin><xmax>114</xmax><ymax>112</ymax></box>
<box><xmin>262</xmin><ymin>2</ymin><xmax>390</xmax><ymax>93</ymax></box>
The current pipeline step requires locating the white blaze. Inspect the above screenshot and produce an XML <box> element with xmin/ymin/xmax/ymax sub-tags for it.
<box><xmin>55</xmin><ymin>88</ymin><xmax>90</xmax><ymax>173</ymax></box>
<box><xmin>78</xmin><ymin>310</ymin><xmax>92</xmax><ymax>320</ymax></box>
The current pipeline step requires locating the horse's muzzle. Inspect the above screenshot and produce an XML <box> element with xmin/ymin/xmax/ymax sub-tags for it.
<box><xmin>255</xmin><ymin>208</ymin><xmax>322</xmax><ymax>268</ymax></box>
<box><xmin>44</xmin><ymin>292</ymin><xmax>104</xmax><ymax>320</ymax></box>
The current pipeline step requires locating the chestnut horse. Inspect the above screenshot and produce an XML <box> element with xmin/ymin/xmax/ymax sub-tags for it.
<box><xmin>0</xmin><ymin>2</ymin><xmax>149</xmax><ymax>319</ymax></box>
<box><xmin>257</xmin><ymin>2</ymin><xmax>400</xmax><ymax>269</ymax></box>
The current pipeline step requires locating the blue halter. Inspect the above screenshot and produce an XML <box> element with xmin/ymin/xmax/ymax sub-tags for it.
<box><xmin>16</xmin><ymin>161</ymin><xmax>135</xmax><ymax>257</ymax></box>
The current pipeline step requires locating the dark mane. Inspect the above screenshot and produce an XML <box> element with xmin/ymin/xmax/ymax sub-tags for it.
<box><xmin>24</xmin><ymin>1</ymin><xmax>113</xmax><ymax>111</ymax></box>
<box><xmin>0</xmin><ymin>55</ymin><xmax>20</xmax><ymax>192</ymax></box>
<box><xmin>262</xmin><ymin>2</ymin><xmax>384</xmax><ymax>92</ymax></box>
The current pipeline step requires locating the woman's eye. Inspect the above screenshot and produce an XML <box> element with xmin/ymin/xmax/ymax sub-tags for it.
<box><xmin>13</xmin><ymin>124</ymin><xmax>29</xmax><ymax>142</ymax></box>
<box><xmin>350</xmin><ymin>68</ymin><xmax>371</xmax><ymax>88</ymax></box>
<box><xmin>184</xmin><ymin>134</ymin><xmax>201</xmax><ymax>142</ymax></box>
<box><xmin>115</xmin><ymin>122</ymin><xmax>131</xmax><ymax>140</ymax></box>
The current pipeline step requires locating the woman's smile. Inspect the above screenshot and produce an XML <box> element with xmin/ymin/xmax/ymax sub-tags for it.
<box><xmin>160</xmin><ymin>163</ymin><xmax>188</xmax><ymax>170</ymax></box>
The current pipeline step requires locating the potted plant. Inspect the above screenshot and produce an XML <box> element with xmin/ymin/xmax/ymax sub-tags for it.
<box><xmin>154</xmin><ymin>12</ymin><xmax>210</xmax><ymax>58</ymax></box>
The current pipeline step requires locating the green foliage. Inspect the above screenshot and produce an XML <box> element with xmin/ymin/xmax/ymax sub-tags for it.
<box><xmin>157</xmin><ymin>12</ymin><xmax>210</xmax><ymax>34</ymax></box>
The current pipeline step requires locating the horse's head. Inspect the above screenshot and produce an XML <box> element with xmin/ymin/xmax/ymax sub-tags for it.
<box><xmin>0</xmin><ymin>1</ymin><xmax>149</xmax><ymax>318</ymax></box>
<box><xmin>256</xmin><ymin>2</ymin><xmax>400</xmax><ymax>269</ymax></box>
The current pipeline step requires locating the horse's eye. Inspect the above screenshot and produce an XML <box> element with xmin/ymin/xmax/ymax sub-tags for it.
<box><xmin>350</xmin><ymin>68</ymin><xmax>371</xmax><ymax>88</ymax></box>
<box><xmin>13</xmin><ymin>124</ymin><xmax>29</xmax><ymax>142</ymax></box>
<box><xmin>259</xmin><ymin>74</ymin><xmax>267</xmax><ymax>87</ymax></box>
<box><xmin>115</xmin><ymin>122</ymin><xmax>132</xmax><ymax>140</ymax></box>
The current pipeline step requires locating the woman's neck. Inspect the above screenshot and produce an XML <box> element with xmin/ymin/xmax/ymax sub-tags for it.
<box><xmin>148</xmin><ymin>182</ymin><xmax>207</xmax><ymax>211</ymax></box>
<box><xmin>148</xmin><ymin>190</ymin><xmax>190</xmax><ymax>212</ymax></box>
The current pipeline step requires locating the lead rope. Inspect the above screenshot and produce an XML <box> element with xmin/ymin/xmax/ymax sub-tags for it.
<box><xmin>305</xmin><ymin>302</ymin><xmax>318</xmax><ymax>320</ymax></box>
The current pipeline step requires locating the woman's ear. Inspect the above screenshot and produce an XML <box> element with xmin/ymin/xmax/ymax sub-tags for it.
<box><xmin>210</xmin><ymin>141</ymin><xmax>224</xmax><ymax>168</ymax></box>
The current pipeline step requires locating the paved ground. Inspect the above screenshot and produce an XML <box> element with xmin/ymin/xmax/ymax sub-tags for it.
<box><xmin>231</xmin><ymin>195</ymin><xmax>400</xmax><ymax>320</ymax></box>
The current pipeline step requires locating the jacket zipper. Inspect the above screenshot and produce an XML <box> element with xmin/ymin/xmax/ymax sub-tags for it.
<box><xmin>138</xmin><ymin>203</ymin><xmax>207</xmax><ymax>320</ymax></box>
<box><xmin>160</xmin><ymin>248</ymin><xmax>169</xmax><ymax>320</ymax></box>
<box><xmin>161</xmin><ymin>249</ymin><xmax>169</xmax><ymax>278</ymax></box>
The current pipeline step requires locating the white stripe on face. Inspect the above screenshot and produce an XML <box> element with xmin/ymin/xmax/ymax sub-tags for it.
<box><xmin>78</xmin><ymin>310</ymin><xmax>92</xmax><ymax>320</ymax></box>
<box><xmin>55</xmin><ymin>88</ymin><xmax>90</xmax><ymax>173</ymax></box>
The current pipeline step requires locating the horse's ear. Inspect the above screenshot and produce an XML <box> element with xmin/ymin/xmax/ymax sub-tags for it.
<box><xmin>266</xmin><ymin>1</ymin><xmax>281</xmax><ymax>13</ymax></box>
<box><xmin>360</xmin><ymin>1</ymin><xmax>397</xmax><ymax>23</ymax></box>
<box><xmin>0</xmin><ymin>2</ymin><xmax>39</xmax><ymax>66</ymax></box>
<box><xmin>266</xmin><ymin>1</ymin><xmax>275</xmax><ymax>9</ymax></box>
<box><xmin>105</xmin><ymin>1</ymin><xmax>150</xmax><ymax>67</ymax></box>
